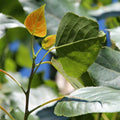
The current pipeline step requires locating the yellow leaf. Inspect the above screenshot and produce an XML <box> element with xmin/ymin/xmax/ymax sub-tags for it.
<box><xmin>24</xmin><ymin>4</ymin><xmax>47</xmax><ymax>37</ymax></box>
<box><xmin>42</xmin><ymin>35</ymin><xmax>56</xmax><ymax>50</ymax></box>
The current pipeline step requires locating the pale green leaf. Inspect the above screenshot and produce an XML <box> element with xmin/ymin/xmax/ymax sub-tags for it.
<box><xmin>88</xmin><ymin>47</ymin><xmax>120</xmax><ymax>89</ymax></box>
<box><xmin>55</xmin><ymin>86</ymin><xmax>120</xmax><ymax>117</ymax></box>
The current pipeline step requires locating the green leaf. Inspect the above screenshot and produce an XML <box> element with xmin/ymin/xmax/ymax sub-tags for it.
<box><xmin>0</xmin><ymin>0</ymin><xmax>26</xmax><ymax>23</ymax></box>
<box><xmin>88</xmin><ymin>47</ymin><xmax>120</xmax><ymax>89</ymax></box>
<box><xmin>52</xmin><ymin>12</ymin><xmax>106</xmax><ymax>88</ymax></box>
<box><xmin>7</xmin><ymin>109</ymin><xmax>39</xmax><ymax>120</ymax></box>
<box><xmin>55</xmin><ymin>12</ymin><xmax>99</xmax><ymax>46</ymax></box>
<box><xmin>5</xmin><ymin>58</ymin><xmax>16</xmax><ymax>72</ymax></box>
<box><xmin>81</xmin><ymin>0</ymin><xmax>99</xmax><ymax>10</ymax></box>
<box><xmin>0</xmin><ymin>13</ymin><xmax>24</xmax><ymax>39</ymax></box>
<box><xmin>31</xmin><ymin>72</ymin><xmax>44</xmax><ymax>88</ymax></box>
<box><xmin>3</xmin><ymin>27</ymin><xmax>30</xmax><ymax>42</ymax></box>
<box><xmin>80</xmin><ymin>72</ymin><xmax>94</xmax><ymax>87</ymax></box>
<box><xmin>105</xmin><ymin>17</ymin><xmax>120</xmax><ymax>29</ymax></box>
<box><xmin>54</xmin><ymin>86</ymin><xmax>120</xmax><ymax>117</ymax></box>
<box><xmin>19</xmin><ymin>0</ymin><xmax>89</xmax><ymax>34</ymax></box>
<box><xmin>0</xmin><ymin>37</ymin><xmax>6</xmax><ymax>56</ymax></box>
<box><xmin>16</xmin><ymin>45</ymin><xmax>32</xmax><ymax>68</ymax></box>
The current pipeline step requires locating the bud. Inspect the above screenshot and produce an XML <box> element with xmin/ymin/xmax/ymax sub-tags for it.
<box><xmin>42</xmin><ymin>35</ymin><xmax>56</xmax><ymax>50</ymax></box>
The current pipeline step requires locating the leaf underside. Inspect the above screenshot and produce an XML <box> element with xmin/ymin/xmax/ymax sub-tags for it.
<box><xmin>55</xmin><ymin>86</ymin><xmax>120</xmax><ymax>117</ymax></box>
<box><xmin>88</xmin><ymin>47</ymin><xmax>120</xmax><ymax>89</ymax></box>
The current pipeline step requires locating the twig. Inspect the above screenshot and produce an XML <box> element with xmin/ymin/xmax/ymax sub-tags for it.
<box><xmin>24</xmin><ymin>59</ymin><xmax>35</xmax><ymax>120</ymax></box>
<box><xmin>29</xmin><ymin>96</ymin><xmax>65</xmax><ymax>114</ymax></box>
<box><xmin>0</xmin><ymin>69</ymin><xmax>25</xmax><ymax>94</ymax></box>
<box><xmin>35</xmin><ymin>47</ymin><xmax>42</xmax><ymax>57</ymax></box>
<box><xmin>34</xmin><ymin>47</ymin><xmax>55</xmax><ymax>74</ymax></box>
<box><xmin>35</xmin><ymin>61</ymin><xmax>52</xmax><ymax>67</ymax></box>
<box><xmin>0</xmin><ymin>105</ymin><xmax>15</xmax><ymax>120</ymax></box>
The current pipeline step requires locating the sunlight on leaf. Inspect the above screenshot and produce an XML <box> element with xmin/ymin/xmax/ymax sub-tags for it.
<box><xmin>55</xmin><ymin>86</ymin><xmax>120</xmax><ymax>117</ymax></box>
<box><xmin>42</xmin><ymin>35</ymin><xmax>56</xmax><ymax>50</ymax></box>
<box><xmin>52</xmin><ymin>12</ymin><xmax>106</xmax><ymax>88</ymax></box>
<box><xmin>24</xmin><ymin>4</ymin><xmax>47</xmax><ymax>37</ymax></box>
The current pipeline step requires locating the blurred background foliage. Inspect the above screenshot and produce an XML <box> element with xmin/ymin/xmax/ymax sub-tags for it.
<box><xmin>0</xmin><ymin>0</ymin><xmax>120</xmax><ymax>120</ymax></box>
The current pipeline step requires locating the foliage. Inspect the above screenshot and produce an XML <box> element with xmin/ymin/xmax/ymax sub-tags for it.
<box><xmin>55</xmin><ymin>86</ymin><xmax>120</xmax><ymax>116</ymax></box>
<box><xmin>0</xmin><ymin>0</ymin><xmax>120</xmax><ymax>120</ymax></box>
<box><xmin>24</xmin><ymin>4</ymin><xmax>47</xmax><ymax>37</ymax></box>
<box><xmin>88</xmin><ymin>47</ymin><xmax>120</xmax><ymax>89</ymax></box>
<box><xmin>16</xmin><ymin>45</ymin><xmax>32</xmax><ymax>68</ymax></box>
<box><xmin>52</xmin><ymin>12</ymin><xmax>105</xmax><ymax>88</ymax></box>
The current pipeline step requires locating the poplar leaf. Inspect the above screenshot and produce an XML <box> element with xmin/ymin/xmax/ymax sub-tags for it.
<box><xmin>52</xmin><ymin>13</ymin><xmax>106</xmax><ymax>88</ymax></box>
<box><xmin>42</xmin><ymin>35</ymin><xmax>56</xmax><ymax>50</ymax></box>
<box><xmin>54</xmin><ymin>86</ymin><xmax>120</xmax><ymax>117</ymax></box>
<box><xmin>24</xmin><ymin>4</ymin><xmax>47</xmax><ymax>37</ymax></box>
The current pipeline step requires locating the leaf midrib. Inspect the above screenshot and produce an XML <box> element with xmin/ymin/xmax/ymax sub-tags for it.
<box><xmin>95</xmin><ymin>62</ymin><xmax>120</xmax><ymax>75</ymax></box>
<box><xmin>56</xmin><ymin>33</ymin><xmax>105</xmax><ymax>50</ymax></box>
